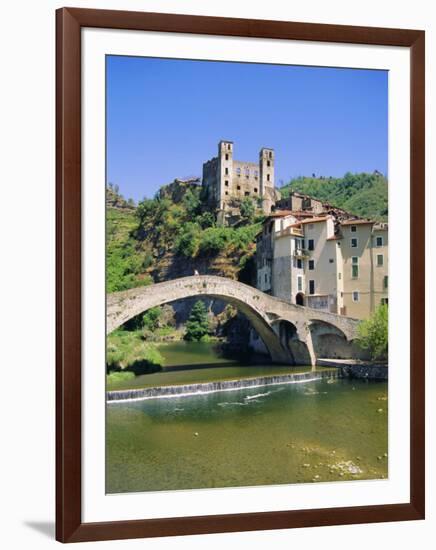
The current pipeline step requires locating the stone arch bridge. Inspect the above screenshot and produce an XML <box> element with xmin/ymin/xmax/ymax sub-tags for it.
<box><xmin>107</xmin><ymin>276</ymin><xmax>362</xmax><ymax>366</ymax></box>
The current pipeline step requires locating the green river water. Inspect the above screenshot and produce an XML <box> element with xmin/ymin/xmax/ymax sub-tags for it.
<box><xmin>106</xmin><ymin>341</ymin><xmax>388</xmax><ymax>494</ymax></box>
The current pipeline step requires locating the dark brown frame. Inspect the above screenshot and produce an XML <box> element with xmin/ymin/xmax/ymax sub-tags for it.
<box><xmin>56</xmin><ymin>7</ymin><xmax>425</xmax><ymax>543</ymax></box>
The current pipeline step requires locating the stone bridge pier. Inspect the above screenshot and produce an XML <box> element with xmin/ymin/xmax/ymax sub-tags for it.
<box><xmin>107</xmin><ymin>276</ymin><xmax>362</xmax><ymax>366</ymax></box>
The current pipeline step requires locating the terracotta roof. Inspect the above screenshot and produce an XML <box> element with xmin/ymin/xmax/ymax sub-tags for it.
<box><xmin>287</xmin><ymin>216</ymin><xmax>331</xmax><ymax>229</ymax></box>
<box><xmin>272</xmin><ymin>208</ymin><xmax>316</xmax><ymax>217</ymax></box>
<box><xmin>291</xmin><ymin>212</ymin><xmax>317</xmax><ymax>218</ymax></box>
<box><xmin>299</xmin><ymin>216</ymin><xmax>330</xmax><ymax>224</ymax></box>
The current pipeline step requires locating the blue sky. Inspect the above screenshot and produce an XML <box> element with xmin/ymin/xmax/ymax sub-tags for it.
<box><xmin>107</xmin><ymin>56</ymin><xmax>388</xmax><ymax>202</ymax></box>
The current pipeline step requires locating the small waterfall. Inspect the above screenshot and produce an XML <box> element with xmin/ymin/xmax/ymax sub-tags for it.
<box><xmin>107</xmin><ymin>368</ymin><xmax>340</xmax><ymax>403</ymax></box>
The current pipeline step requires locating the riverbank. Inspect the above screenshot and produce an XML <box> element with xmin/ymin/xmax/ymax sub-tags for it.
<box><xmin>317</xmin><ymin>358</ymin><xmax>388</xmax><ymax>380</ymax></box>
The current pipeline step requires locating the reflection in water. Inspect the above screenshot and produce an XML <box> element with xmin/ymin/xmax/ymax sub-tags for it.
<box><xmin>107</xmin><ymin>340</ymin><xmax>316</xmax><ymax>391</ymax></box>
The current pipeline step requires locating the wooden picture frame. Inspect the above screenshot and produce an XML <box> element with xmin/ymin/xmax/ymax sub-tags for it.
<box><xmin>56</xmin><ymin>7</ymin><xmax>425</xmax><ymax>543</ymax></box>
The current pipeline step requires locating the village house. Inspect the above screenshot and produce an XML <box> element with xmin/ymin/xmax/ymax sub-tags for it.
<box><xmin>256</xmin><ymin>203</ymin><xmax>388</xmax><ymax>320</ymax></box>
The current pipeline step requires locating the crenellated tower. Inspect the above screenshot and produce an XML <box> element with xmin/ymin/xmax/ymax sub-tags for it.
<box><xmin>259</xmin><ymin>147</ymin><xmax>275</xmax><ymax>214</ymax></box>
<box><xmin>217</xmin><ymin>140</ymin><xmax>234</xmax><ymax>210</ymax></box>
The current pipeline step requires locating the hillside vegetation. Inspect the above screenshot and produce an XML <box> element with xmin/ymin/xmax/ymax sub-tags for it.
<box><xmin>106</xmin><ymin>207</ymin><xmax>153</xmax><ymax>292</ymax></box>
<box><xmin>107</xmin><ymin>172</ymin><xmax>388</xmax><ymax>293</ymax></box>
<box><xmin>107</xmin><ymin>182</ymin><xmax>262</xmax><ymax>292</ymax></box>
<box><xmin>280</xmin><ymin>172</ymin><xmax>388</xmax><ymax>221</ymax></box>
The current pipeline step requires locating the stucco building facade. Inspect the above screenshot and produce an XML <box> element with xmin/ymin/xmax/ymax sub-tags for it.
<box><xmin>256</xmin><ymin>199</ymin><xmax>388</xmax><ymax>320</ymax></box>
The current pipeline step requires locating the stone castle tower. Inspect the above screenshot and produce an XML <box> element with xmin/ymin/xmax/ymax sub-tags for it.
<box><xmin>202</xmin><ymin>140</ymin><xmax>279</xmax><ymax>223</ymax></box>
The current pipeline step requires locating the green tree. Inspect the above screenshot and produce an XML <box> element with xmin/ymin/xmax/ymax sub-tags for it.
<box><xmin>197</xmin><ymin>211</ymin><xmax>215</xmax><ymax>229</ymax></box>
<box><xmin>240</xmin><ymin>197</ymin><xmax>256</xmax><ymax>222</ymax></box>
<box><xmin>184</xmin><ymin>300</ymin><xmax>210</xmax><ymax>341</ymax></box>
<box><xmin>142</xmin><ymin>307</ymin><xmax>162</xmax><ymax>331</ymax></box>
<box><xmin>199</xmin><ymin>227</ymin><xmax>231</xmax><ymax>254</ymax></box>
<box><xmin>356</xmin><ymin>304</ymin><xmax>388</xmax><ymax>361</ymax></box>
<box><xmin>182</xmin><ymin>188</ymin><xmax>201</xmax><ymax>217</ymax></box>
<box><xmin>175</xmin><ymin>222</ymin><xmax>201</xmax><ymax>257</ymax></box>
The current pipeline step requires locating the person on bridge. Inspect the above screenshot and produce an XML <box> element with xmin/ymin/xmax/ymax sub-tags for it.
<box><xmin>194</xmin><ymin>269</ymin><xmax>199</xmax><ymax>276</ymax></box>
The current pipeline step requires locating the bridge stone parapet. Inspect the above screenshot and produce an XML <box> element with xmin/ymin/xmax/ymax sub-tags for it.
<box><xmin>107</xmin><ymin>276</ymin><xmax>361</xmax><ymax>366</ymax></box>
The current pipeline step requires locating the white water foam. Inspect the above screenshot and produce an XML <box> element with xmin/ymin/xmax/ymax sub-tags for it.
<box><xmin>107</xmin><ymin>375</ymin><xmax>332</xmax><ymax>404</ymax></box>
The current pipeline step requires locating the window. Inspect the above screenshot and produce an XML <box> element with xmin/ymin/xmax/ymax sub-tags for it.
<box><xmin>338</xmin><ymin>273</ymin><xmax>342</xmax><ymax>280</ymax></box>
<box><xmin>267</xmin><ymin>160</ymin><xmax>271</xmax><ymax>167</ymax></box>
<box><xmin>225</xmin><ymin>154</ymin><xmax>229</xmax><ymax>160</ymax></box>
<box><xmin>309</xmin><ymin>280</ymin><xmax>315</xmax><ymax>295</ymax></box>
<box><xmin>245</xmin><ymin>191</ymin><xmax>250</xmax><ymax>197</ymax></box>
<box><xmin>297</xmin><ymin>259</ymin><xmax>303</xmax><ymax>269</ymax></box>
<box><xmin>236</xmin><ymin>167</ymin><xmax>241</xmax><ymax>176</ymax></box>
<box><xmin>237</xmin><ymin>185</ymin><xmax>241</xmax><ymax>190</ymax></box>
<box><xmin>224</xmin><ymin>180</ymin><xmax>229</xmax><ymax>187</ymax></box>
<box><xmin>228</xmin><ymin>144</ymin><xmax>231</xmax><ymax>150</ymax></box>
<box><xmin>352</xmin><ymin>291</ymin><xmax>360</xmax><ymax>302</ymax></box>
<box><xmin>308</xmin><ymin>239</ymin><xmax>314</xmax><ymax>251</ymax></box>
<box><xmin>269</xmin><ymin>151</ymin><xmax>272</xmax><ymax>159</ymax></box>
<box><xmin>376</xmin><ymin>236</ymin><xmax>384</xmax><ymax>247</ymax></box>
<box><xmin>329</xmin><ymin>258</ymin><xmax>334</xmax><ymax>264</ymax></box>
<box><xmin>351</xmin><ymin>225</ymin><xmax>357</xmax><ymax>232</ymax></box>
<box><xmin>254</xmin><ymin>188</ymin><xmax>258</xmax><ymax>193</ymax></box>
<box><xmin>384</xmin><ymin>275</ymin><xmax>388</xmax><ymax>289</ymax></box>
<box><xmin>297</xmin><ymin>276</ymin><xmax>303</xmax><ymax>292</ymax></box>
<box><xmin>377</xmin><ymin>254</ymin><xmax>384</xmax><ymax>267</ymax></box>
<box><xmin>225</xmin><ymin>191</ymin><xmax>228</xmax><ymax>195</ymax></box>
<box><xmin>381</xmin><ymin>298</ymin><xmax>389</xmax><ymax>305</ymax></box>
<box><xmin>308</xmin><ymin>259</ymin><xmax>315</xmax><ymax>270</ymax></box>
<box><xmin>225</xmin><ymin>167</ymin><xmax>229</xmax><ymax>175</ymax></box>
<box><xmin>351</xmin><ymin>256</ymin><xmax>359</xmax><ymax>279</ymax></box>
<box><xmin>267</xmin><ymin>174</ymin><xmax>270</xmax><ymax>182</ymax></box>
<box><xmin>351</xmin><ymin>238</ymin><xmax>358</xmax><ymax>248</ymax></box>
<box><xmin>264</xmin><ymin>273</ymin><xmax>268</xmax><ymax>283</ymax></box>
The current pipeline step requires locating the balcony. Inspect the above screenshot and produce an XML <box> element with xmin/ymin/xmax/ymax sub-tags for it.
<box><xmin>290</xmin><ymin>226</ymin><xmax>304</xmax><ymax>237</ymax></box>
<box><xmin>275</xmin><ymin>226</ymin><xmax>304</xmax><ymax>238</ymax></box>
<box><xmin>293</xmin><ymin>248</ymin><xmax>310</xmax><ymax>258</ymax></box>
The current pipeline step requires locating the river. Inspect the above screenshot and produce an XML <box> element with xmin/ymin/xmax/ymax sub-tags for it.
<box><xmin>106</xmin><ymin>341</ymin><xmax>388</xmax><ymax>493</ymax></box>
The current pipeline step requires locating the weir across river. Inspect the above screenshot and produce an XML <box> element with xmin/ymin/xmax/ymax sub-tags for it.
<box><xmin>107</xmin><ymin>275</ymin><xmax>362</xmax><ymax>366</ymax></box>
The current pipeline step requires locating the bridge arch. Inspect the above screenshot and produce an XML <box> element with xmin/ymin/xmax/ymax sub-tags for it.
<box><xmin>308</xmin><ymin>319</ymin><xmax>353</xmax><ymax>360</ymax></box>
<box><xmin>107</xmin><ymin>277</ymin><xmax>293</xmax><ymax>364</ymax></box>
<box><xmin>271</xmin><ymin>319</ymin><xmax>314</xmax><ymax>365</ymax></box>
<box><xmin>107</xmin><ymin>276</ymin><xmax>361</xmax><ymax>366</ymax></box>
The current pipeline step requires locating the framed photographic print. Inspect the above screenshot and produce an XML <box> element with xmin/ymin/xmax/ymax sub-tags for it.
<box><xmin>56</xmin><ymin>7</ymin><xmax>425</xmax><ymax>543</ymax></box>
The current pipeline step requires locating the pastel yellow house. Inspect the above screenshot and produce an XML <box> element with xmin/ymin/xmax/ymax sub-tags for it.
<box><xmin>340</xmin><ymin>220</ymin><xmax>388</xmax><ymax>318</ymax></box>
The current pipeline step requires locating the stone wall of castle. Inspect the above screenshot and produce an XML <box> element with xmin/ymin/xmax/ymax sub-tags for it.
<box><xmin>202</xmin><ymin>141</ymin><xmax>278</xmax><ymax>221</ymax></box>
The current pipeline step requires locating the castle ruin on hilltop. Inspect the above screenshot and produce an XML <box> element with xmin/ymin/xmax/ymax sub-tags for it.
<box><xmin>202</xmin><ymin>140</ymin><xmax>281</xmax><ymax>224</ymax></box>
